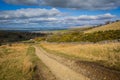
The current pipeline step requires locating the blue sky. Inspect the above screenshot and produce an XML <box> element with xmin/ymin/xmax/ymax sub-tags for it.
<box><xmin>0</xmin><ymin>0</ymin><xmax>120</xmax><ymax>30</ymax></box>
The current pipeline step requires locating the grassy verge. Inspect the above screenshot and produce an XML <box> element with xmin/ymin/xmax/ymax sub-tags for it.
<box><xmin>0</xmin><ymin>43</ymin><xmax>41</xmax><ymax>80</ymax></box>
<box><xmin>24</xmin><ymin>46</ymin><xmax>38</xmax><ymax>80</ymax></box>
<box><xmin>39</xmin><ymin>42</ymin><xmax>120</xmax><ymax>71</ymax></box>
<box><xmin>0</xmin><ymin>43</ymin><xmax>32</xmax><ymax>80</ymax></box>
<box><xmin>26</xmin><ymin>46</ymin><xmax>56</xmax><ymax>80</ymax></box>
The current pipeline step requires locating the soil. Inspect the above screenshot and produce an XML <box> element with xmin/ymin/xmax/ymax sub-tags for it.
<box><xmin>34</xmin><ymin>46</ymin><xmax>90</xmax><ymax>80</ymax></box>
<box><xmin>34</xmin><ymin>46</ymin><xmax>120</xmax><ymax>80</ymax></box>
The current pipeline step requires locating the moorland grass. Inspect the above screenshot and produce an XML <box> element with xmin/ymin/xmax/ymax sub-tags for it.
<box><xmin>0</xmin><ymin>43</ymin><xmax>37</xmax><ymax>80</ymax></box>
<box><xmin>85</xmin><ymin>21</ymin><xmax>120</xmax><ymax>33</ymax></box>
<box><xmin>40</xmin><ymin>42</ymin><xmax>120</xmax><ymax>71</ymax></box>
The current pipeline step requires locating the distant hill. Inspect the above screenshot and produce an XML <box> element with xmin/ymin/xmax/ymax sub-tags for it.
<box><xmin>54</xmin><ymin>21</ymin><xmax>120</xmax><ymax>34</ymax></box>
<box><xmin>49</xmin><ymin>27</ymin><xmax>93</xmax><ymax>34</ymax></box>
<box><xmin>85</xmin><ymin>21</ymin><xmax>120</xmax><ymax>33</ymax></box>
<box><xmin>0</xmin><ymin>30</ymin><xmax>47</xmax><ymax>44</ymax></box>
<box><xmin>45</xmin><ymin>21</ymin><xmax>120</xmax><ymax>42</ymax></box>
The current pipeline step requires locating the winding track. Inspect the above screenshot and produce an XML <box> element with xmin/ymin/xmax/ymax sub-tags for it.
<box><xmin>34</xmin><ymin>46</ymin><xmax>90</xmax><ymax>80</ymax></box>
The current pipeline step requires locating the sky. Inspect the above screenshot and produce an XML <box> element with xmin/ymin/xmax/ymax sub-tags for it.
<box><xmin>0</xmin><ymin>0</ymin><xmax>120</xmax><ymax>30</ymax></box>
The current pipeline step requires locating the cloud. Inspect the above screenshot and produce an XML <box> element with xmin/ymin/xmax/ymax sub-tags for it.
<box><xmin>66</xmin><ymin>13</ymin><xmax>115</xmax><ymax>21</ymax></box>
<box><xmin>0</xmin><ymin>8</ymin><xmax>62</xmax><ymax>20</ymax></box>
<box><xmin>4</xmin><ymin>0</ymin><xmax>39</xmax><ymax>5</ymax></box>
<box><xmin>4</xmin><ymin>0</ymin><xmax>120</xmax><ymax>10</ymax></box>
<box><xmin>0</xmin><ymin>8</ymin><xmax>116</xmax><ymax>28</ymax></box>
<box><xmin>28</xmin><ymin>17</ymin><xmax>58</xmax><ymax>23</ymax></box>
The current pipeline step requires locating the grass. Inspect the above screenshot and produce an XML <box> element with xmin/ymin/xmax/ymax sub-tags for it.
<box><xmin>40</xmin><ymin>42</ymin><xmax>120</xmax><ymax>71</ymax></box>
<box><xmin>46</xmin><ymin>30</ymin><xmax>120</xmax><ymax>42</ymax></box>
<box><xmin>0</xmin><ymin>43</ymin><xmax>57</xmax><ymax>80</ymax></box>
<box><xmin>0</xmin><ymin>43</ymin><xmax>38</xmax><ymax>80</ymax></box>
<box><xmin>85</xmin><ymin>21</ymin><xmax>120</xmax><ymax>33</ymax></box>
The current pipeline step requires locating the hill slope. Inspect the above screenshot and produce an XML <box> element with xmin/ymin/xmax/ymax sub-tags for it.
<box><xmin>85</xmin><ymin>21</ymin><xmax>120</xmax><ymax>33</ymax></box>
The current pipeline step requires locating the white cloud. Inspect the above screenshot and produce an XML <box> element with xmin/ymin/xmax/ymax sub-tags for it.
<box><xmin>66</xmin><ymin>13</ymin><xmax>115</xmax><ymax>21</ymax></box>
<box><xmin>0</xmin><ymin>8</ymin><xmax>117</xmax><ymax>28</ymax></box>
<box><xmin>0</xmin><ymin>8</ymin><xmax>62</xmax><ymax>19</ymax></box>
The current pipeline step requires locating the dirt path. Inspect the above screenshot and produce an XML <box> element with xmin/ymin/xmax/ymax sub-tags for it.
<box><xmin>34</xmin><ymin>46</ymin><xmax>90</xmax><ymax>80</ymax></box>
<box><xmin>39</xmin><ymin>49</ymin><xmax>120</xmax><ymax>80</ymax></box>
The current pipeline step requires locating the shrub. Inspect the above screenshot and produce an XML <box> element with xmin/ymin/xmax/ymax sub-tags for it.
<box><xmin>46</xmin><ymin>30</ymin><xmax>120</xmax><ymax>42</ymax></box>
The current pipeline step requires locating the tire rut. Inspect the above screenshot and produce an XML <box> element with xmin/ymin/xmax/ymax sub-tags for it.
<box><xmin>34</xmin><ymin>46</ymin><xmax>90</xmax><ymax>80</ymax></box>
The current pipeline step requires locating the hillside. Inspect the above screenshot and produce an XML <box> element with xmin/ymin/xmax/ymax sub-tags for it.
<box><xmin>0</xmin><ymin>30</ymin><xmax>47</xmax><ymax>44</ymax></box>
<box><xmin>85</xmin><ymin>21</ymin><xmax>120</xmax><ymax>33</ymax></box>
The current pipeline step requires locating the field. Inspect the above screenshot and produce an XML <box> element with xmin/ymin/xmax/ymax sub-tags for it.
<box><xmin>85</xmin><ymin>21</ymin><xmax>120</xmax><ymax>33</ymax></box>
<box><xmin>0</xmin><ymin>21</ymin><xmax>120</xmax><ymax>80</ymax></box>
<box><xmin>0</xmin><ymin>43</ymin><xmax>38</xmax><ymax>80</ymax></box>
<box><xmin>40</xmin><ymin>42</ymin><xmax>120</xmax><ymax>70</ymax></box>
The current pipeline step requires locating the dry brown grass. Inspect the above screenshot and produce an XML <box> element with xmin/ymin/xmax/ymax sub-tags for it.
<box><xmin>0</xmin><ymin>43</ymin><xmax>35</xmax><ymax>80</ymax></box>
<box><xmin>40</xmin><ymin>42</ymin><xmax>120</xmax><ymax>70</ymax></box>
<box><xmin>85</xmin><ymin>21</ymin><xmax>120</xmax><ymax>33</ymax></box>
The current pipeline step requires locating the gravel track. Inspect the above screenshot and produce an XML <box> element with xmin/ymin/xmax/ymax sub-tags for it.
<box><xmin>34</xmin><ymin>46</ymin><xmax>90</xmax><ymax>80</ymax></box>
